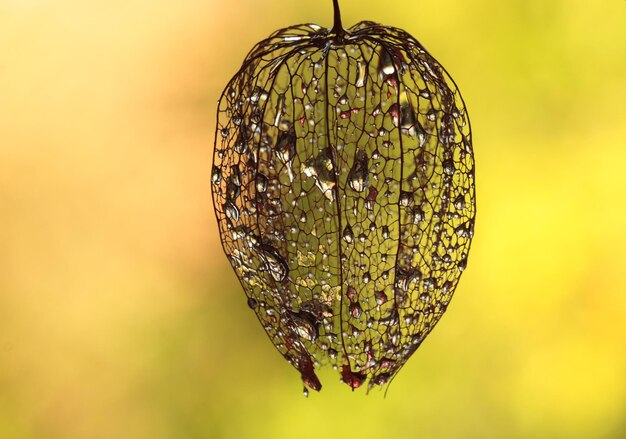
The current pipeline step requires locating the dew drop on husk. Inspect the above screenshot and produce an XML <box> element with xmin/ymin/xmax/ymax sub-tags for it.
<box><xmin>211</xmin><ymin>0</ymin><xmax>475</xmax><ymax>394</ymax></box>
<box><xmin>342</xmin><ymin>225</ymin><xmax>354</xmax><ymax>243</ymax></box>
<box><xmin>347</xmin><ymin>149</ymin><xmax>369</xmax><ymax>193</ymax></box>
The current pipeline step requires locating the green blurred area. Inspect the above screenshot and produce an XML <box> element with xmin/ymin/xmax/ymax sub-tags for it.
<box><xmin>0</xmin><ymin>0</ymin><xmax>625</xmax><ymax>438</ymax></box>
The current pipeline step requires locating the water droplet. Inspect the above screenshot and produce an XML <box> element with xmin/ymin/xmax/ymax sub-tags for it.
<box><xmin>340</xmin><ymin>110</ymin><xmax>352</xmax><ymax>119</ymax></box>
<box><xmin>382</xmin><ymin>226</ymin><xmax>390</xmax><ymax>239</ymax></box>
<box><xmin>411</xmin><ymin>207</ymin><xmax>425</xmax><ymax>224</ymax></box>
<box><xmin>349</xmin><ymin>302</ymin><xmax>362</xmax><ymax>319</ymax></box>
<box><xmin>400</xmin><ymin>104</ymin><xmax>417</xmax><ymax>135</ymax></box>
<box><xmin>255</xmin><ymin>173</ymin><xmax>268</xmax><ymax>193</ymax></box>
<box><xmin>410</xmin><ymin>332</ymin><xmax>424</xmax><ymax>345</ymax></box>
<box><xmin>356</xmin><ymin>61</ymin><xmax>367</xmax><ymax>87</ymax></box>
<box><xmin>365</xmin><ymin>187</ymin><xmax>378</xmax><ymax>211</ymax></box>
<box><xmin>423</xmin><ymin>277</ymin><xmax>437</xmax><ymax>290</ymax></box>
<box><xmin>399</xmin><ymin>191</ymin><xmax>412</xmax><ymax>207</ymax></box>
<box><xmin>250</xmin><ymin>110</ymin><xmax>262</xmax><ymax>125</ymax></box>
<box><xmin>260</xmin><ymin>245</ymin><xmax>289</xmax><ymax>282</ymax></box>
<box><xmin>348</xmin><ymin>149</ymin><xmax>369</xmax><ymax>193</ymax></box>
<box><xmin>276</xmin><ymin>127</ymin><xmax>296</xmax><ymax>163</ymax></box>
<box><xmin>220</xmin><ymin>128</ymin><xmax>229</xmax><ymax>138</ymax></box>
<box><xmin>227</xmin><ymin>180</ymin><xmax>241</xmax><ymax>201</ymax></box>
<box><xmin>234</xmin><ymin>135</ymin><xmax>249</xmax><ymax>154</ymax></box>
<box><xmin>211</xmin><ymin>166</ymin><xmax>222</xmax><ymax>184</ymax></box>
<box><xmin>389</xmin><ymin>103</ymin><xmax>400</xmax><ymax>126</ymax></box>
<box><xmin>375</xmin><ymin>291</ymin><xmax>388</xmax><ymax>305</ymax></box>
<box><xmin>227</xmin><ymin>166</ymin><xmax>242</xmax><ymax>199</ymax></box>
<box><xmin>347</xmin><ymin>286</ymin><xmax>358</xmax><ymax>302</ymax></box>
<box><xmin>290</xmin><ymin>312</ymin><xmax>318</xmax><ymax>341</ymax></box>
<box><xmin>378</xmin><ymin>48</ymin><xmax>396</xmax><ymax>77</ymax></box>
<box><xmin>343</xmin><ymin>225</ymin><xmax>354</xmax><ymax>243</ymax></box>
<box><xmin>455</xmin><ymin>223</ymin><xmax>468</xmax><ymax>238</ymax></box>
<box><xmin>231</xmin><ymin>226</ymin><xmax>248</xmax><ymax>241</ymax></box>
<box><xmin>224</xmin><ymin>201</ymin><xmax>239</xmax><ymax>223</ymax></box>
<box><xmin>302</xmin><ymin>148</ymin><xmax>336</xmax><ymax>201</ymax></box>
<box><xmin>278</xmin><ymin>118</ymin><xmax>293</xmax><ymax>132</ymax></box>
<box><xmin>303</xmin><ymin>387</ymin><xmax>309</xmax><ymax>397</ymax></box>
<box><xmin>458</xmin><ymin>257</ymin><xmax>468</xmax><ymax>272</ymax></box>
<box><xmin>395</xmin><ymin>267</ymin><xmax>418</xmax><ymax>292</ymax></box>
<box><xmin>250</xmin><ymin>86</ymin><xmax>269</xmax><ymax>103</ymax></box>
<box><xmin>442</xmin><ymin>159</ymin><xmax>455</xmax><ymax>176</ymax></box>
<box><xmin>419</xmin><ymin>292</ymin><xmax>431</xmax><ymax>302</ymax></box>
<box><xmin>247</xmin><ymin>297</ymin><xmax>259</xmax><ymax>309</ymax></box>
<box><xmin>454</xmin><ymin>194</ymin><xmax>466</xmax><ymax>210</ymax></box>
<box><xmin>362</xmin><ymin>272</ymin><xmax>371</xmax><ymax>283</ymax></box>
<box><xmin>379</xmin><ymin>308</ymin><xmax>399</xmax><ymax>326</ymax></box>
<box><xmin>417</xmin><ymin>129</ymin><xmax>427</xmax><ymax>147</ymax></box>
<box><xmin>442</xmin><ymin>280</ymin><xmax>454</xmax><ymax>294</ymax></box>
<box><xmin>328</xmin><ymin>348</ymin><xmax>338</xmax><ymax>359</ymax></box>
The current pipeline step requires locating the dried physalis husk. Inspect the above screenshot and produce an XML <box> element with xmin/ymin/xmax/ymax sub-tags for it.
<box><xmin>211</xmin><ymin>0</ymin><xmax>475</xmax><ymax>394</ymax></box>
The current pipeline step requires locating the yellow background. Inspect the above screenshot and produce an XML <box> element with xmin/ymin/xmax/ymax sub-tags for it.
<box><xmin>1</xmin><ymin>0</ymin><xmax>625</xmax><ymax>438</ymax></box>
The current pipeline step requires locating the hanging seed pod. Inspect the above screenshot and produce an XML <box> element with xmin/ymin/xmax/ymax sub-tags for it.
<box><xmin>212</xmin><ymin>0</ymin><xmax>475</xmax><ymax>393</ymax></box>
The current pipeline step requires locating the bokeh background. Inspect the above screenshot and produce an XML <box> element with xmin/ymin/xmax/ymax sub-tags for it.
<box><xmin>1</xmin><ymin>0</ymin><xmax>625</xmax><ymax>438</ymax></box>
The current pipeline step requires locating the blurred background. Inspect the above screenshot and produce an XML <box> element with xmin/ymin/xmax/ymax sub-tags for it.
<box><xmin>1</xmin><ymin>0</ymin><xmax>625</xmax><ymax>437</ymax></box>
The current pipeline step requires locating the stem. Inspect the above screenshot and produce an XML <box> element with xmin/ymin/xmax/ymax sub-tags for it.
<box><xmin>332</xmin><ymin>0</ymin><xmax>344</xmax><ymax>35</ymax></box>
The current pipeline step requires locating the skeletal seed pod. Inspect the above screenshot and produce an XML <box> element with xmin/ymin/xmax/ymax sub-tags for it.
<box><xmin>212</xmin><ymin>0</ymin><xmax>475</xmax><ymax>393</ymax></box>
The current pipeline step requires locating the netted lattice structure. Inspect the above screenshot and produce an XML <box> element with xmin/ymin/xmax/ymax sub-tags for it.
<box><xmin>212</xmin><ymin>0</ymin><xmax>475</xmax><ymax>393</ymax></box>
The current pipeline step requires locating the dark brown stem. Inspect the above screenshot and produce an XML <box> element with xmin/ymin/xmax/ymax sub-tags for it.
<box><xmin>332</xmin><ymin>0</ymin><xmax>345</xmax><ymax>35</ymax></box>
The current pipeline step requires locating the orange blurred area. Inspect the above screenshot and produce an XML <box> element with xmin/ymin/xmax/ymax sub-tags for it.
<box><xmin>1</xmin><ymin>0</ymin><xmax>625</xmax><ymax>438</ymax></box>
